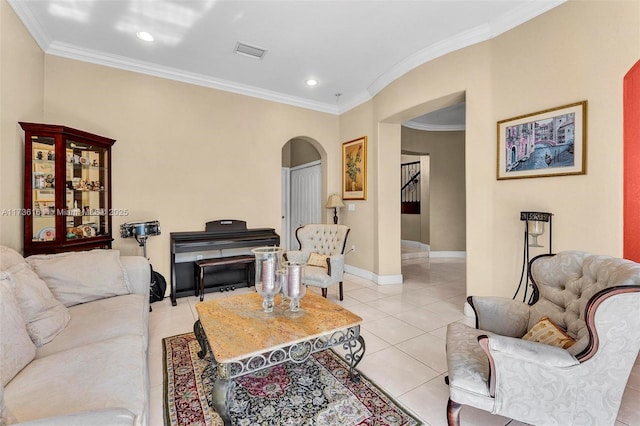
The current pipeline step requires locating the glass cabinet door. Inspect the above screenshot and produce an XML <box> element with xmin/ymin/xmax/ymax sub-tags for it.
<box><xmin>31</xmin><ymin>137</ymin><xmax>57</xmax><ymax>242</ymax></box>
<box><xmin>21</xmin><ymin>122</ymin><xmax>115</xmax><ymax>256</ymax></box>
<box><xmin>64</xmin><ymin>138</ymin><xmax>109</xmax><ymax>241</ymax></box>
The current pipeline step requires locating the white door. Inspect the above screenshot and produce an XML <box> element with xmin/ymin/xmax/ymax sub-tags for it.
<box><xmin>289</xmin><ymin>161</ymin><xmax>321</xmax><ymax>250</ymax></box>
<box><xmin>281</xmin><ymin>167</ymin><xmax>290</xmax><ymax>250</ymax></box>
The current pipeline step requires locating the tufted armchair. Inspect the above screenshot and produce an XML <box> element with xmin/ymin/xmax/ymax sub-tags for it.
<box><xmin>284</xmin><ymin>224</ymin><xmax>350</xmax><ymax>301</ymax></box>
<box><xmin>446</xmin><ymin>251</ymin><xmax>640</xmax><ymax>426</ymax></box>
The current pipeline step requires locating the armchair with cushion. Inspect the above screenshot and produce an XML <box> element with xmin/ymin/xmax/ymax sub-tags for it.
<box><xmin>285</xmin><ymin>224</ymin><xmax>350</xmax><ymax>301</ymax></box>
<box><xmin>445</xmin><ymin>251</ymin><xmax>640</xmax><ymax>426</ymax></box>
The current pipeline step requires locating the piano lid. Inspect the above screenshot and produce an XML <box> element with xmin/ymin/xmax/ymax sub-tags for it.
<box><xmin>170</xmin><ymin>219</ymin><xmax>279</xmax><ymax>254</ymax></box>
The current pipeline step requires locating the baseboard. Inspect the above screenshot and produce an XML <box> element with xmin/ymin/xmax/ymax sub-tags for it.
<box><xmin>429</xmin><ymin>251</ymin><xmax>466</xmax><ymax>258</ymax></box>
<box><xmin>344</xmin><ymin>264</ymin><xmax>403</xmax><ymax>285</ymax></box>
<box><xmin>400</xmin><ymin>240</ymin><xmax>430</xmax><ymax>251</ymax></box>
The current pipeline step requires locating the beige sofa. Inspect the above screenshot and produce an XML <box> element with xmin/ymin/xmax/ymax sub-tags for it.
<box><xmin>0</xmin><ymin>247</ymin><xmax>150</xmax><ymax>426</ymax></box>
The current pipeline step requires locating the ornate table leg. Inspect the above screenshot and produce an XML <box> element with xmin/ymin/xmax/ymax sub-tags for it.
<box><xmin>193</xmin><ymin>320</ymin><xmax>208</xmax><ymax>359</ymax></box>
<box><xmin>212</xmin><ymin>363</ymin><xmax>231</xmax><ymax>426</ymax></box>
<box><xmin>344</xmin><ymin>333</ymin><xmax>366</xmax><ymax>382</ymax></box>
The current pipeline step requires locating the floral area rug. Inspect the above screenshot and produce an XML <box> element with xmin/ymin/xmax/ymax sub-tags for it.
<box><xmin>163</xmin><ymin>332</ymin><xmax>422</xmax><ymax>426</ymax></box>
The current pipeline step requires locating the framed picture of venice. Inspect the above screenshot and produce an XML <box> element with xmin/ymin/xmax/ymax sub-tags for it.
<box><xmin>497</xmin><ymin>101</ymin><xmax>587</xmax><ymax>180</ymax></box>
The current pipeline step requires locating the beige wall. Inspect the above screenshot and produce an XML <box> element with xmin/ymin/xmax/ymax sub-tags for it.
<box><xmin>2</xmin><ymin>1</ymin><xmax>640</xmax><ymax>294</ymax></box>
<box><xmin>356</xmin><ymin>0</ymin><xmax>640</xmax><ymax>294</ymax></box>
<box><xmin>402</xmin><ymin>128</ymin><xmax>465</xmax><ymax>252</ymax></box>
<box><xmin>1</xmin><ymin>2</ymin><xmax>44</xmax><ymax>249</ymax></box>
<box><xmin>338</xmin><ymin>102</ymin><xmax>377</xmax><ymax>275</ymax></box>
<box><xmin>40</xmin><ymin>56</ymin><xmax>339</xmax><ymax>277</ymax></box>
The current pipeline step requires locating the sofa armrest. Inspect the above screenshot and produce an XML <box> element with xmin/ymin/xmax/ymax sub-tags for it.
<box><xmin>14</xmin><ymin>408</ymin><xmax>136</xmax><ymax>426</ymax></box>
<box><xmin>327</xmin><ymin>254</ymin><xmax>345</xmax><ymax>281</ymax></box>
<box><xmin>478</xmin><ymin>334</ymin><xmax>579</xmax><ymax>398</ymax></box>
<box><xmin>121</xmin><ymin>256</ymin><xmax>150</xmax><ymax>296</ymax></box>
<box><xmin>468</xmin><ymin>296</ymin><xmax>530</xmax><ymax>337</ymax></box>
<box><xmin>485</xmin><ymin>334</ymin><xmax>579</xmax><ymax>368</ymax></box>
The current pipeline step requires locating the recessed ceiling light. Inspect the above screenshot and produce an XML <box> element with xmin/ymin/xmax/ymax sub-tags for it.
<box><xmin>305</xmin><ymin>79</ymin><xmax>318</xmax><ymax>87</ymax></box>
<box><xmin>136</xmin><ymin>31</ymin><xmax>154</xmax><ymax>42</ymax></box>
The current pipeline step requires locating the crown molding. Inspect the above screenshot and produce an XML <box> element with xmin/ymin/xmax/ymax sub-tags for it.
<box><xmin>367</xmin><ymin>0</ymin><xmax>566</xmax><ymax>99</ymax></box>
<box><xmin>489</xmin><ymin>0</ymin><xmax>566</xmax><ymax>38</ymax></box>
<box><xmin>402</xmin><ymin>121</ymin><xmax>465</xmax><ymax>132</ymax></box>
<box><xmin>367</xmin><ymin>24</ymin><xmax>491</xmax><ymax>99</ymax></box>
<box><xmin>46</xmin><ymin>42</ymin><xmax>341</xmax><ymax>115</ymax></box>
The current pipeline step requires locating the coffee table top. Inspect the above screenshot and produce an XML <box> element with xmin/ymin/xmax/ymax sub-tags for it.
<box><xmin>195</xmin><ymin>292</ymin><xmax>362</xmax><ymax>363</ymax></box>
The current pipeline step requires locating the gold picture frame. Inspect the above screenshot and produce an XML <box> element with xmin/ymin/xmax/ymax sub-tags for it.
<box><xmin>342</xmin><ymin>136</ymin><xmax>367</xmax><ymax>200</ymax></box>
<box><xmin>497</xmin><ymin>101</ymin><xmax>587</xmax><ymax>180</ymax></box>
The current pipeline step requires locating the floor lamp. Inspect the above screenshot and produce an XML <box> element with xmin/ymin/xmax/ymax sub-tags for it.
<box><xmin>513</xmin><ymin>211</ymin><xmax>553</xmax><ymax>303</ymax></box>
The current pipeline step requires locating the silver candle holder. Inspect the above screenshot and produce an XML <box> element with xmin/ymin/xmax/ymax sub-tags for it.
<box><xmin>252</xmin><ymin>247</ymin><xmax>283</xmax><ymax>314</ymax></box>
<box><xmin>282</xmin><ymin>261</ymin><xmax>306</xmax><ymax>318</ymax></box>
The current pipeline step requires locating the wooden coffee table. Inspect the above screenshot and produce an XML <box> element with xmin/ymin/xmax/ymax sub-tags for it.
<box><xmin>193</xmin><ymin>292</ymin><xmax>365</xmax><ymax>425</ymax></box>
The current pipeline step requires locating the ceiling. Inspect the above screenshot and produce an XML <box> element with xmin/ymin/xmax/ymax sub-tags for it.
<box><xmin>9</xmin><ymin>0</ymin><xmax>563</xmax><ymax>124</ymax></box>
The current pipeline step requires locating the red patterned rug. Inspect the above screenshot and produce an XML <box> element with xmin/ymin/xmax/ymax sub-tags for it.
<box><xmin>163</xmin><ymin>332</ymin><xmax>422</xmax><ymax>426</ymax></box>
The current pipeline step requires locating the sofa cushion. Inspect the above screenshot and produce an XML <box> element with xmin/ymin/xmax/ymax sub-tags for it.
<box><xmin>0</xmin><ymin>276</ymin><xmax>37</xmax><ymax>386</ymax></box>
<box><xmin>1</xmin><ymin>384</ymin><xmax>18</xmax><ymax>426</ymax></box>
<box><xmin>27</xmin><ymin>249</ymin><xmax>130</xmax><ymax>307</ymax></box>
<box><xmin>307</xmin><ymin>252</ymin><xmax>329</xmax><ymax>268</ymax></box>
<box><xmin>0</xmin><ymin>256</ymin><xmax>70</xmax><ymax>348</ymax></box>
<box><xmin>5</xmin><ymin>335</ymin><xmax>148</xmax><ymax>426</ymax></box>
<box><xmin>13</xmin><ymin>408</ymin><xmax>136</xmax><ymax>426</ymax></box>
<box><xmin>0</xmin><ymin>246</ymin><xmax>26</xmax><ymax>270</ymax></box>
<box><xmin>36</xmin><ymin>294</ymin><xmax>148</xmax><ymax>358</ymax></box>
<box><xmin>522</xmin><ymin>316</ymin><xmax>576</xmax><ymax>349</ymax></box>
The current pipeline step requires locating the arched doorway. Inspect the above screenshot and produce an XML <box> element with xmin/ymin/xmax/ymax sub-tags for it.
<box><xmin>281</xmin><ymin>137</ymin><xmax>326</xmax><ymax>250</ymax></box>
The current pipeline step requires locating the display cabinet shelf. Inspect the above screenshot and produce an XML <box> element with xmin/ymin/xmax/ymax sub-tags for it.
<box><xmin>20</xmin><ymin>122</ymin><xmax>116</xmax><ymax>256</ymax></box>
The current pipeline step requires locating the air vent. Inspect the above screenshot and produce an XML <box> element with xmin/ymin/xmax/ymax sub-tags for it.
<box><xmin>234</xmin><ymin>42</ymin><xmax>267</xmax><ymax>60</ymax></box>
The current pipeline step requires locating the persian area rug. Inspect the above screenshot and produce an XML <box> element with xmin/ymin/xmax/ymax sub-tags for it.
<box><xmin>163</xmin><ymin>332</ymin><xmax>422</xmax><ymax>426</ymax></box>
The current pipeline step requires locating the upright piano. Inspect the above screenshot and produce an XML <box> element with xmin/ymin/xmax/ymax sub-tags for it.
<box><xmin>169</xmin><ymin>220</ymin><xmax>279</xmax><ymax>306</ymax></box>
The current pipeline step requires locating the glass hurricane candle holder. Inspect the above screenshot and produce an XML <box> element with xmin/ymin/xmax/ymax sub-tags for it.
<box><xmin>283</xmin><ymin>262</ymin><xmax>306</xmax><ymax>318</ymax></box>
<box><xmin>277</xmin><ymin>268</ymin><xmax>289</xmax><ymax>310</ymax></box>
<box><xmin>252</xmin><ymin>247</ymin><xmax>283</xmax><ymax>314</ymax></box>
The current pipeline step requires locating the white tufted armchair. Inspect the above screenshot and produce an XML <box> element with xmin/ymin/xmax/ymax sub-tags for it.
<box><xmin>284</xmin><ymin>224</ymin><xmax>350</xmax><ymax>301</ymax></box>
<box><xmin>445</xmin><ymin>251</ymin><xmax>640</xmax><ymax>426</ymax></box>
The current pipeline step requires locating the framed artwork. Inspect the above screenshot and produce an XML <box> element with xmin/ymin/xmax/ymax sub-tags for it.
<box><xmin>497</xmin><ymin>101</ymin><xmax>587</xmax><ymax>180</ymax></box>
<box><xmin>342</xmin><ymin>136</ymin><xmax>367</xmax><ymax>200</ymax></box>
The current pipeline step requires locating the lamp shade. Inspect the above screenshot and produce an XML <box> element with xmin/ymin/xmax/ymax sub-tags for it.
<box><xmin>326</xmin><ymin>194</ymin><xmax>345</xmax><ymax>209</ymax></box>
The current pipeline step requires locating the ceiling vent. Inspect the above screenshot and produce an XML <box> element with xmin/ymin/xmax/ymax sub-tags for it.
<box><xmin>234</xmin><ymin>42</ymin><xmax>267</xmax><ymax>60</ymax></box>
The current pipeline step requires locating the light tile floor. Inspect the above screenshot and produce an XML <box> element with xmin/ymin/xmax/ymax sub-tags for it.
<box><xmin>148</xmin><ymin>257</ymin><xmax>640</xmax><ymax>426</ymax></box>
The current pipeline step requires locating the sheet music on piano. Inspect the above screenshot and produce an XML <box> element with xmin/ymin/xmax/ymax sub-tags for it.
<box><xmin>169</xmin><ymin>220</ymin><xmax>279</xmax><ymax>306</ymax></box>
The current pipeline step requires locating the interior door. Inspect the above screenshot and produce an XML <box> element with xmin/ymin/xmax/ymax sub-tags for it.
<box><xmin>281</xmin><ymin>167</ymin><xmax>290</xmax><ymax>250</ymax></box>
<box><xmin>289</xmin><ymin>161</ymin><xmax>321</xmax><ymax>249</ymax></box>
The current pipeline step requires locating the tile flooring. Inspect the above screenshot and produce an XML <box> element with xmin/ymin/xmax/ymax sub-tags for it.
<box><xmin>148</xmin><ymin>257</ymin><xmax>640</xmax><ymax>426</ymax></box>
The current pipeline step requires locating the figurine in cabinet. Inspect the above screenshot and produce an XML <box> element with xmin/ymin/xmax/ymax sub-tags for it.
<box><xmin>44</xmin><ymin>174</ymin><xmax>54</xmax><ymax>188</ymax></box>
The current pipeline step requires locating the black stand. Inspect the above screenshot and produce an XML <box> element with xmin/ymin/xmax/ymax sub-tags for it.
<box><xmin>513</xmin><ymin>212</ymin><xmax>553</xmax><ymax>303</ymax></box>
<box><xmin>332</xmin><ymin>208</ymin><xmax>338</xmax><ymax>224</ymax></box>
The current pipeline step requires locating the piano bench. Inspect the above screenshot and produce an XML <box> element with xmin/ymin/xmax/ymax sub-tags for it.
<box><xmin>195</xmin><ymin>255</ymin><xmax>255</xmax><ymax>301</ymax></box>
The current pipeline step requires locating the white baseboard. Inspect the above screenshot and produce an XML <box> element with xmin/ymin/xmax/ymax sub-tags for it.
<box><xmin>401</xmin><ymin>240</ymin><xmax>430</xmax><ymax>251</ymax></box>
<box><xmin>344</xmin><ymin>264</ymin><xmax>403</xmax><ymax>285</ymax></box>
<box><xmin>429</xmin><ymin>251</ymin><xmax>466</xmax><ymax>258</ymax></box>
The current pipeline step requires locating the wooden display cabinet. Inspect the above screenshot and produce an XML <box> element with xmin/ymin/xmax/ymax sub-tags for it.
<box><xmin>20</xmin><ymin>122</ymin><xmax>115</xmax><ymax>256</ymax></box>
